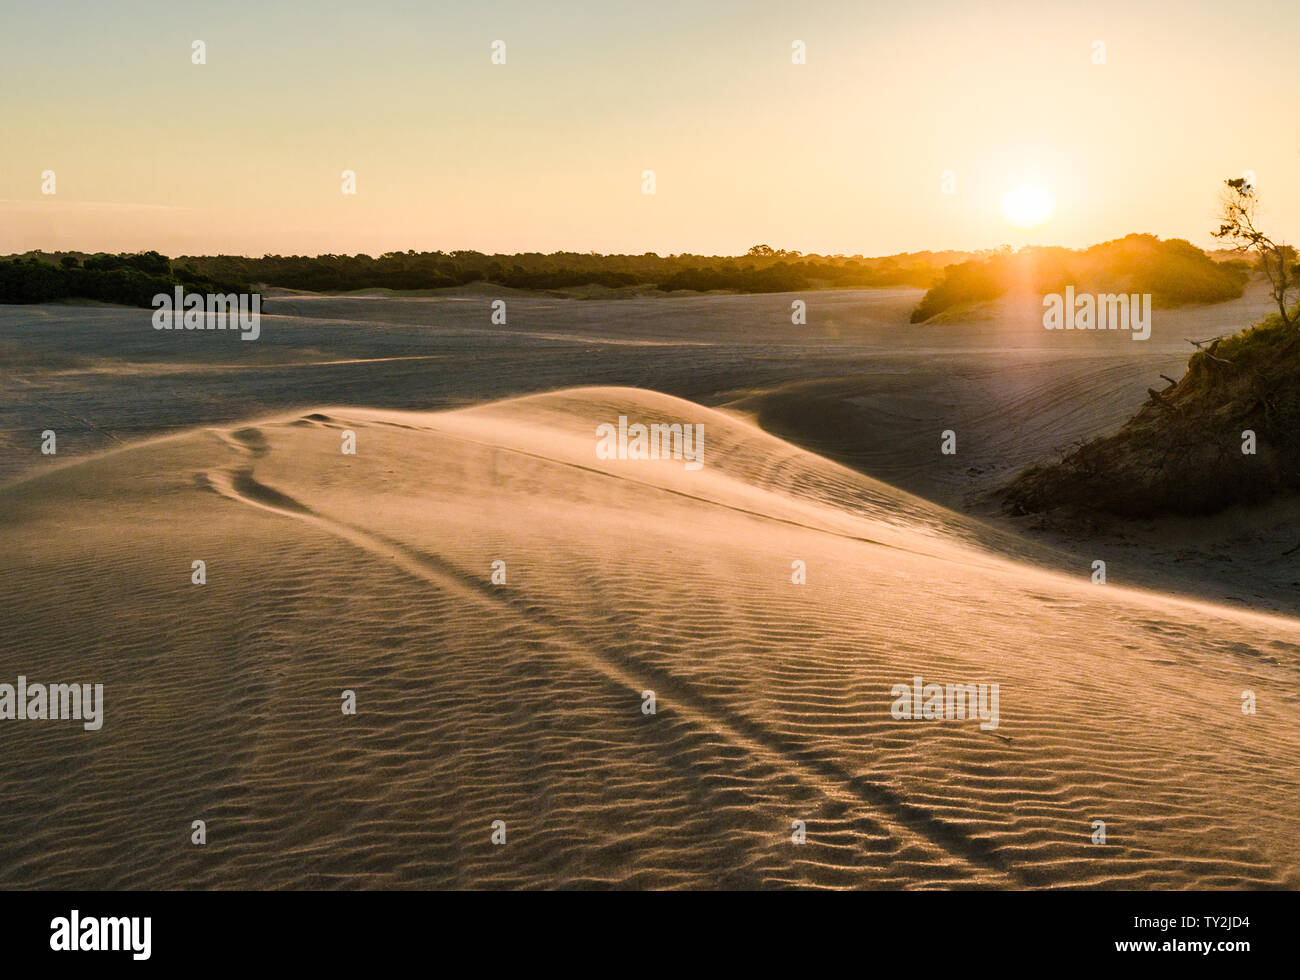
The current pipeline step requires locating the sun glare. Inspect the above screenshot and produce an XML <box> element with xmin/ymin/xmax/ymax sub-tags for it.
<box><xmin>1001</xmin><ymin>185</ymin><xmax>1057</xmax><ymax>231</ymax></box>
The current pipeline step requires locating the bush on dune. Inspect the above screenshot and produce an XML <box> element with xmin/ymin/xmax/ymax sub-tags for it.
<box><xmin>909</xmin><ymin>256</ymin><xmax>1011</xmax><ymax>322</ymax></box>
<box><xmin>910</xmin><ymin>234</ymin><xmax>1249</xmax><ymax>323</ymax></box>
<box><xmin>1002</xmin><ymin>310</ymin><xmax>1300</xmax><ymax>518</ymax></box>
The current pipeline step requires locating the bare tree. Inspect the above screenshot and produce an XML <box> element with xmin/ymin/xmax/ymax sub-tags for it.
<box><xmin>1213</xmin><ymin>178</ymin><xmax>1296</xmax><ymax>326</ymax></box>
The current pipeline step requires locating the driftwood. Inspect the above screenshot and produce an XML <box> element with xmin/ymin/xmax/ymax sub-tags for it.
<box><xmin>1159</xmin><ymin>374</ymin><xmax>1178</xmax><ymax>387</ymax></box>
<box><xmin>1186</xmin><ymin>337</ymin><xmax>1233</xmax><ymax>364</ymax></box>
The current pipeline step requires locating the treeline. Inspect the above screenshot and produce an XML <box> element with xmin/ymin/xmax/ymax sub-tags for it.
<box><xmin>0</xmin><ymin>252</ymin><xmax>250</xmax><ymax>306</ymax></box>
<box><xmin>4</xmin><ymin>239</ymin><xmax>1251</xmax><ymax>310</ymax></box>
<box><xmin>910</xmin><ymin>235</ymin><xmax>1252</xmax><ymax>322</ymax></box>
<box><xmin>164</xmin><ymin>247</ymin><xmax>969</xmax><ymax>294</ymax></box>
<box><xmin>2</xmin><ymin>247</ymin><xmax>966</xmax><ymax>303</ymax></box>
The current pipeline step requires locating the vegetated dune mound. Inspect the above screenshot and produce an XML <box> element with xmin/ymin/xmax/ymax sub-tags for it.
<box><xmin>1004</xmin><ymin>314</ymin><xmax>1300</xmax><ymax>517</ymax></box>
<box><xmin>1</xmin><ymin>386</ymin><xmax>1298</xmax><ymax>889</ymax></box>
<box><xmin>909</xmin><ymin>235</ymin><xmax>1250</xmax><ymax>324</ymax></box>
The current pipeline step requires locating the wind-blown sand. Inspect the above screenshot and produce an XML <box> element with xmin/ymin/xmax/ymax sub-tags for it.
<box><xmin>2</xmin><ymin>386</ymin><xmax>1297</xmax><ymax>889</ymax></box>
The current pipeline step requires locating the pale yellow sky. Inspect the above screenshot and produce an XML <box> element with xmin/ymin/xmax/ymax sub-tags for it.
<box><xmin>2</xmin><ymin>0</ymin><xmax>1296</xmax><ymax>257</ymax></box>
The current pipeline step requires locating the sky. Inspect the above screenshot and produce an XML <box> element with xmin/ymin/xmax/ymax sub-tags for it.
<box><xmin>1</xmin><ymin>0</ymin><xmax>1297</xmax><ymax>257</ymax></box>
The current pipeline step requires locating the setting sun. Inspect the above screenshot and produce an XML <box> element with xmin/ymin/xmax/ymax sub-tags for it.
<box><xmin>1001</xmin><ymin>185</ymin><xmax>1058</xmax><ymax>231</ymax></box>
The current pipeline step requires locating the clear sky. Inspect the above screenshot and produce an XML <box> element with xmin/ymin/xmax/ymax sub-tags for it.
<box><xmin>2</xmin><ymin>0</ymin><xmax>1296</xmax><ymax>257</ymax></box>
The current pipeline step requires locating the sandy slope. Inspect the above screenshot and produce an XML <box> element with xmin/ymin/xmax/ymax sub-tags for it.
<box><xmin>1</xmin><ymin>386</ymin><xmax>1298</xmax><ymax>889</ymax></box>
<box><xmin>8</xmin><ymin>286</ymin><xmax>1292</xmax><ymax>623</ymax></box>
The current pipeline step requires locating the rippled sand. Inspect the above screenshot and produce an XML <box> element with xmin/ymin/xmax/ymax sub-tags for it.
<box><xmin>2</xmin><ymin>386</ymin><xmax>1297</xmax><ymax>888</ymax></box>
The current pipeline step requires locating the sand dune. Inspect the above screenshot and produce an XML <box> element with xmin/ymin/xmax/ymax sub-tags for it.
<box><xmin>8</xmin><ymin>288</ymin><xmax>1292</xmax><ymax>621</ymax></box>
<box><xmin>1</xmin><ymin>385</ymin><xmax>1297</xmax><ymax>889</ymax></box>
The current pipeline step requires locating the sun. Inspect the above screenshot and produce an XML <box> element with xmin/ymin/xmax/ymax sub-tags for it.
<box><xmin>1001</xmin><ymin>184</ymin><xmax>1057</xmax><ymax>230</ymax></box>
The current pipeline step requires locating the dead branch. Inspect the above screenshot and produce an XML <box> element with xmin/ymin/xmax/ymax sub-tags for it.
<box><xmin>1186</xmin><ymin>338</ymin><xmax>1233</xmax><ymax>364</ymax></box>
<box><xmin>1146</xmin><ymin>387</ymin><xmax>1177</xmax><ymax>410</ymax></box>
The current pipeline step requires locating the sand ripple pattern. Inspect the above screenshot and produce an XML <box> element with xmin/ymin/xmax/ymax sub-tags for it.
<box><xmin>1</xmin><ymin>387</ymin><xmax>1297</xmax><ymax>889</ymax></box>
